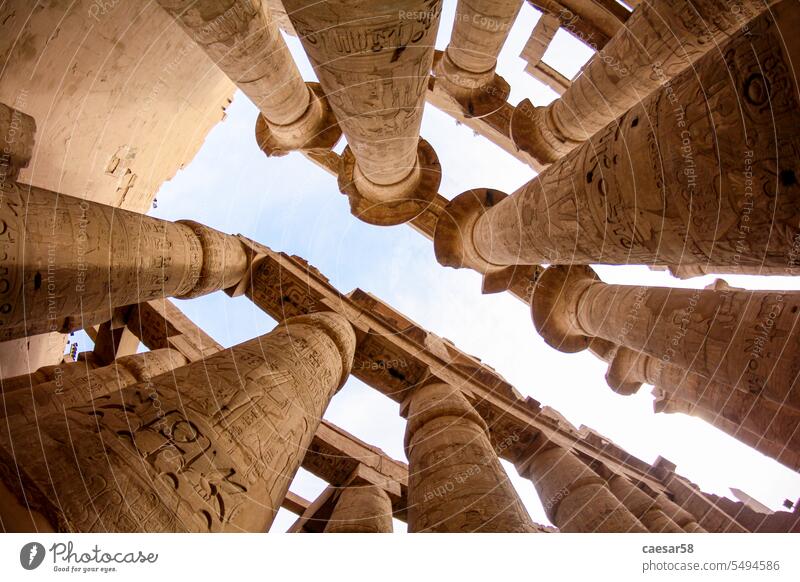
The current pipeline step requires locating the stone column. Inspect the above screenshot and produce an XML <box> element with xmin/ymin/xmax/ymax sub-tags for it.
<box><xmin>662</xmin><ymin>264</ymin><xmax>800</xmax><ymax>280</ymax></box>
<box><xmin>0</xmin><ymin>183</ymin><xmax>249</xmax><ymax>341</ymax></box>
<box><xmin>324</xmin><ymin>484</ymin><xmax>394</xmax><ymax>533</ymax></box>
<box><xmin>607</xmin><ymin>474</ymin><xmax>683</xmax><ymax>533</ymax></box>
<box><xmin>2</xmin><ymin>351</ymin><xmax>101</xmax><ymax>393</ymax></box>
<box><xmin>1</xmin><ymin>348</ymin><xmax>188</xmax><ymax>421</ymax></box>
<box><xmin>653</xmin><ymin>382</ymin><xmax>800</xmax><ymax>473</ymax></box>
<box><xmin>0</xmin><ymin>103</ymin><xmax>68</xmax><ymax>380</ymax></box>
<box><xmin>283</xmin><ymin>0</ymin><xmax>443</xmax><ymax>226</ymax></box>
<box><xmin>532</xmin><ymin>265</ymin><xmax>800</xmax><ymax>413</ymax></box>
<box><xmin>434</xmin><ymin>0</ymin><xmax>522</xmax><ymax>118</ymax></box>
<box><xmin>591</xmin><ymin>337</ymin><xmax>800</xmax><ymax>472</ymax></box>
<box><xmin>0</xmin><ymin>312</ymin><xmax>356</xmax><ymax>532</ymax></box>
<box><xmin>511</xmin><ymin>0</ymin><xmax>777</xmax><ymax>164</ymax></box>
<box><xmin>403</xmin><ymin>381</ymin><xmax>536</xmax><ymax>532</ymax></box>
<box><xmin>157</xmin><ymin>0</ymin><xmax>340</xmax><ymax>156</ymax></box>
<box><xmin>435</xmin><ymin>8</ymin><xmax>800</xmax><ymax>270</ymax></box>
<box><xmin>517</xmin><ymin>443</ymin><xmax>647</xmax><ymax>532</ymax></box>
<box><xmin>655</xmin><ymin>493</ymin><xmax>707</xmax><ymax>533</ymax></box>
<box><xmin>0</xmin><ymin>102</ymin><xmax>35</xmax><ymax>183</ymax></box>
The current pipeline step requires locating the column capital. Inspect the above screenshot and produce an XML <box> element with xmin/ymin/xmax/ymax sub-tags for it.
<box><xmin>531</xmin><ymin>265</ymin><xmax>599</xmax><ymax>353</ymax></box>
<box><xmin>338</xmin><ymin>138</ymin><xmax>442</xmax><ymax>226</ymax></box>
<box><xmin>434</xmin><ymin>188</ymin><xmax>509</xmax><ymax>272</ymax></box>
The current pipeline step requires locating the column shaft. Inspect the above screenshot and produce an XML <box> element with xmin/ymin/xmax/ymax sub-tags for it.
<box><xmin>607</xmin><ymin>474</ymin><xmax>683</xmax><ymax>533</ymax></box>
<box><xmin>0</xmin><ymin>312</ymin><xmax>355</xmax><ymax>532</ymax></box>
<box><xmin>519</xmin><ymin>444</ymin><xmax>647</xmax><ymax>532</ymax></box>
<box><xmin>532</xmin><ymin>266</ymin><xmax>800</xmax><ymax>414</ymax></box>
<box><xmin>284</xmin><ymin>0</ymin><xmax>443</xmax><ymax>224</ymax></box>
<box><xmin>324</xmin><ymin>484</ymin><xmax>394</xmax><ymax>533</ymax></box>
<box><xmin>1</xmin><ymin>348</ymin><xmax>188</xmax><ymax>421</ymax></box>
<box><xmin>157</xmin><ymin>0</ymin><xmax>340</xmax><ymax>155</ymax></box>
<box><xmin>404</xmin><ymin>382</ymin><xmax>536</xmax><ymax>532</ymax></box>
<box><xmin>0</xmin><ymin>183</ymin><xmax>248</xmax><ymax>341</ymax></box>
<box><xmin>512</xmin><ymin>0</ymin><xmax>776</xmax><ymax>163</ymax></box>
<box><xmin>448</xmin><ymin>8</ymin><xmax>800</xmax><ymax>269</ymax></box>
<box><xmin>2</xmin><ymin>351</ymin><xmax>100</xmax><ymax>393</ymax></box>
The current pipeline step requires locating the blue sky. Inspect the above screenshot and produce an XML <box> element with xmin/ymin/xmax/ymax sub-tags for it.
<box><xmin>69</xmin><ymin>1</ymin><xmax>800</xmax><ymax>531</ymax></box>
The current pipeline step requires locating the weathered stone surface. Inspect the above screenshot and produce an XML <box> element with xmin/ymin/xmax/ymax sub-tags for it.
<box><xmin>0</xmin><ymin>184</ymin><xmax>248</xmax><ymax>341</ymax></box>
<box><xmin>0</xmin><ymin>0</ymin><xmax>233</xmax><ymax>213</ymax></box>
<box><xmin>404</xmin><ymin>382</ymin><xmax>536</xmax><ymax>532</ymax></box>
<box><xmin>1</xmin><ymin>348</ymin><xmax>187</xmax><ymax>421</ymax></box>
<box><xmin>434</xmin><ymin>0</ymin><xmax>522</xmax><ymax>118</ymax></box>
<box><xmin>607</xmin><ymin>474</ymin><xmax>683</xmax><ymax>533</ymax></box>
<box><xmin>532</xmin><ymin>265</ymin><xmax>800</xmax><ymax>414</ymax></box>
<box><xmin>512</xmin><ymin>0</ymin><xmax>777</xmax><ymax>163</ymax></box>
<box><xmin>324</xmin><ymin>484</ymin><xmax>394</xmax><ymax>533</ymax></box>
<box><xmin>518</xmin><ymin>443</ymin><xmax>647</xmax><ymax>532</ymax></box>
<box><xmin>0</xmin><ymin>312</ymin><xmax>356</xmax><ymax>532</ymax></box>
<box><xmin>284</xmin><ymin>0</ymin><xmax>443</xmax><ymax>225</ymax></box>
<box><xmin>439</xmin><ymin>8</ymin><xmax>800</xmax><ymax>269</ymax></box>
<box><xmin>158</xmin><ymin>0</ymin><xmax>340</xmax><ymax>155</ymax></box>
<box><xmin>0</xmin><ymin>103</ymin><xmax>35</xmax><ymax>183</ymax></box>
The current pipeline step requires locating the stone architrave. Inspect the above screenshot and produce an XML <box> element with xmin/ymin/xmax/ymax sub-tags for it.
<box><xmin>403</xmin><ymin>381</ymin><xmax>536</xmax><ymax>532</ymax></box>
<box><xmin>1</xmin><ymin>348</ymin><xmax>188</xmax><ymax>421</ymax></box>
<box><xmin>0</xmin><ymin>312</ymin><xmax>355</xmax><ymax>532</ymax></box>
<box><xmin>0</xmin><ymin>184</ymin><xmax>249</xmax><ymax>341</ymax></box>
<box><xmin>283</xmin><ymin>0</ymin><xmax>444</xmax><ymax>226</ymax></box>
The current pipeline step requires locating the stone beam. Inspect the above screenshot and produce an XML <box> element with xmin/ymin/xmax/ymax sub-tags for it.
<box><xmin>528</xmin><ymin>0</ymin><xmax>628</xmax><ymax>50</ymax></box>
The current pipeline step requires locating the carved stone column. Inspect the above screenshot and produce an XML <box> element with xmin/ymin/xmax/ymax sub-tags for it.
<box><xmin>533</xmin><ymin>265</ymin><xmax>800</xmax><ymax>415</ymax></box>
<box><xmin>517</xmin><ymin>443</ymin><xmax>647</xmax><ymax>532</ymax></box>
<box><xmin>324</xmin><ymin>484</ymin><xmax>394</xmax><ymax>533</ymax></box>
<box><xmin>591</xmin><ymin>337</ymin><xmax>800</xmax><ymax>471</ymax></box>
<box><xmin>0</xmin><ymin>104</ymin><xmax>68</xmax><ymax>379</ymax></box>
<box><xmin>2</xmin><ymin>352</ymin><xmax>100</xmax><ymax>393</ymax></box>
<box><xmin>511</xmin><ymin>0</ymin><xmax>777</xmax><ymax>164</ymax></box>
<box><xmin>607</xmin><ymin>475</ymin><xmax>683</xmax><ymax>533</ymax></box>
<box><xmin>0</xmin><ymin>183</ymin><xmax>249</xmax><ymax>341</ymax></box>
<box><xmin>0</xmin><ymin>312</ymin><xmax>356</xmax><ymax>532</ymax></box>
<box><xmin>662</xmin><ymin>264</ymin><xmax>800</xmax><ymax>280</ymax></box>
<box><xmin>1</xmin><ymin>348</ymin><xmax>188</xmax><ymax>421</ymax></box>
<box><xmin>403</xmin><ymin>381</ymin><xmax>536</xmax><ymax>532</ymax></box>
<box><xmin>436</xmin><ymin>8</ymin><xmax>800</xmax><ymax>270</ymax></box>
<box><xmin>653</xmin><ymin>492</ymin><xmax>707</xmax><ymax>533</ymax></box>
<box><xmin>157</xmin><ymin>0</ymin><xmax>340</xmax><ymax>156</ymax></box>
<box><xmin>283</xmin><ymin>0</ymin><xmax>443</xmax><ymax>226</ymax></box>
<box><xmin>434</xmin><ymin>0</ymin><xmax>522</xmax><ymax>117</ymax></box>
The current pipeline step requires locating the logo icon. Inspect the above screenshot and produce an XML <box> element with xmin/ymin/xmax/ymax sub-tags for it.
<box><xmin>20</xmin><ymin>542</ymin><xmax>46</xmax><ymax>570</ymax></box>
